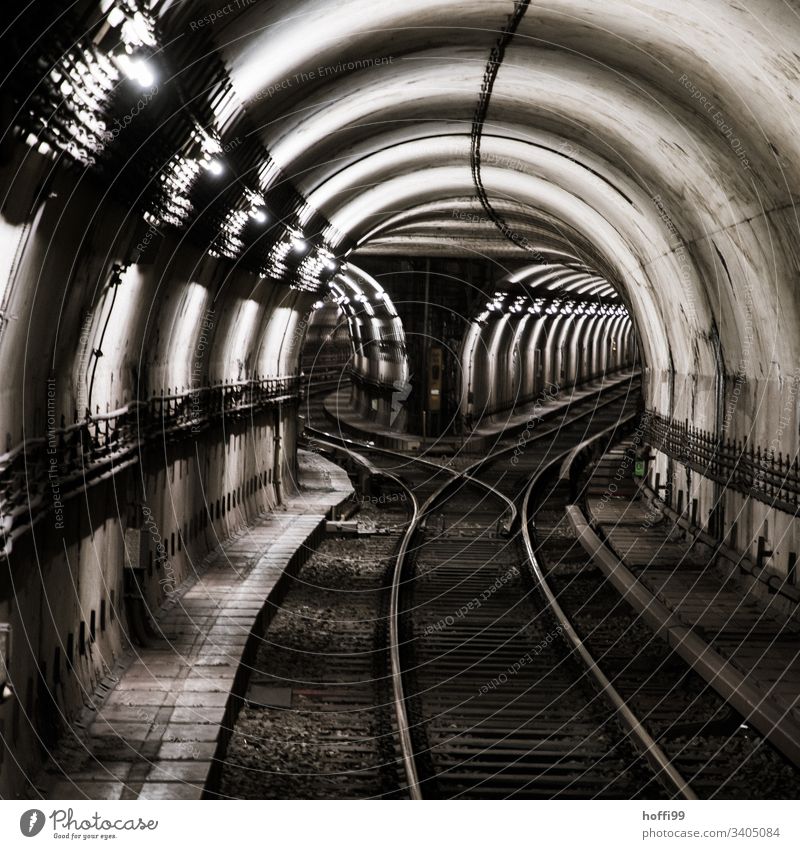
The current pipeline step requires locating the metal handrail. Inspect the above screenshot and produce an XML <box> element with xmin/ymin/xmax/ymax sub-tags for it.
<box><xmin>0</xmin><ymin>377</ymin><xmax>302</xmax><ymax>554</ymax></box>
<box><xmin>642</xmin><ymin>410</ymin><xmax>800</xmax><ymax>516</ymax></box>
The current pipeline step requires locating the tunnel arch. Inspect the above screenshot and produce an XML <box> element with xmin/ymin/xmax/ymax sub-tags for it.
<box><xmin>458</xmin><ymin>262</ymin><xmax>636</xmax><ymax>422</ymax></box>
<box><xmin>2</xmin><ymin>0</ymin><xmax>800</xmax><ymax>799</ymax></box>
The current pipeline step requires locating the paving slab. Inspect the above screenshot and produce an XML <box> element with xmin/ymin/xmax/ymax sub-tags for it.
<box><xmin>35</xmin><ymin>450</ymin><xmax>352</xmax><ymax>800</ymax></box>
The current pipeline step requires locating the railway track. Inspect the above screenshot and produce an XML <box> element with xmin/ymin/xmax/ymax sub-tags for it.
<box><xmin>404</xmin><ymin>475</ymin><xmax>665</xmax><ymax>798</ymax></box>
<box><xmin>229</xmin><ymin>373</ymin><xmax>785</xmax><ymax>799</ymax></box>
<box><xmin>310</xmin><ymin>375</ymin><xmax>689</xmax><ymax>798</ymax></box>
<box><xmin>218</xmin><ymin>447</ymin><xmax>414</xmax><ymax>799</ymax></box>
<box><xmin>532</xmin><ymin>445</ymin><xmax>800</xmax><ymax>798</ymax></box>
<box><xmin>392</xmin><ymin>380</ymin><xmax>698</xmax><ymax>798</ymax></box>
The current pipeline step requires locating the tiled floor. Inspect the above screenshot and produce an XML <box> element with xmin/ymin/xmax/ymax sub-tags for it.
<box><xmin>36</xmin><ymin>451</ymin><xmax>352</xmax><ymax>800</ymax></box>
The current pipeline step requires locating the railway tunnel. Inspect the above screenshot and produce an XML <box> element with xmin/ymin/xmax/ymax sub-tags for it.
<box><xmin>0</xmin><ymin>0</ymin><xmax>799</xmax><ymax>803</ymax></box>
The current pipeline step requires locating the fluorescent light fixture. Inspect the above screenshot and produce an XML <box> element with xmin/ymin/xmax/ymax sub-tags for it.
<box><xmin>117</xmin><ymin>54</ymin><xmax>155</xmax><ymax>87</ymax></box>
<box><xmin>131</xmin><ymin>12</ymin><xmax>155</xmax><ymax>46</ymax></box>
<box><xmin>202</xmin><ymin>136</ymin><xmax>223</xmax><ymax>155</ymax></box>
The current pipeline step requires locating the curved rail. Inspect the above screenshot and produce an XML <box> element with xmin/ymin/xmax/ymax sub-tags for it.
<box><xmin>299</xmin><ymin>432</ymin><xmax>425</xmax><ymax>798</ymax></box>
<box><xmin>392</xmin><ymin>461</ymin><xmax>521</xmax><ymax>797</ymax></box>
<box><xmin>391</xmin><ymin>502</ymin><xmax>424</xmax><ymax>798</ymax></box>
<box><xmin>306</xmin><ymin>424</ymin><xmax>518</xmax><ymax>528</ymax></box>
<box><xmin>305</xmin><ymin>428</ymin><xmax>519</xmax><ymax>798</ymax></box>
<box><xmin>304</xmin><ymin>378</ymin><xmax>644</xmax><ymax>798</ymax></box>
<box><xmin>518</xmin><ymin>431</ymin><xmax>697</xmax><ymax>799</ymax></box>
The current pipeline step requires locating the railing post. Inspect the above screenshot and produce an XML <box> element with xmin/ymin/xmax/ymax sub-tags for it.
<box><xmin>757</xmin><ymin>535</ymin><xmax>773</xmax><ymax>572</ymax></box>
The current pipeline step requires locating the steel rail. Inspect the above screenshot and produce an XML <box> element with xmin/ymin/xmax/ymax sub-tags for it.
<box><xmin>463</xmin><ymin>383</ymin><xmax>638</xmax><ymax>481</ymax></box>
<box><xmin>306</xmin><ymin>428</ymin><xmax>514</xmax><ymax>798</ymax></box>
<box><xmin>306</xmin><ymin>377</ymin><xmax>641</xmax><ymax>798</ymax></box>
<box><xmin>518</xmin><ymin>418</ymin><xmax>697</xmax><ymax>800</ymax></box>
<box><xmin>300</xmin><ymin>432</ymin><xmax>425</xmax><ymax>798</ymax></box>
<box><xmin>389</xmin><ymin>450</ymin><xmax>518</xmax><ymax>797</ymax></box>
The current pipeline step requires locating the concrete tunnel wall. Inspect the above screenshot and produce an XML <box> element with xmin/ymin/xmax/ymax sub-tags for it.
<box><xmin>459</xmin><ymin>267</ymin><xmax>636</xmax><ymax>421</ymax></box>
<box><xmin>0</xmin><ymin>147</ymin><xmax>310</xmax><ymax>796</ymax></box>
<box><xmin>310</xmin><ymin>264</ymin><xmax>410</xmax><ymax>428</ymax></box>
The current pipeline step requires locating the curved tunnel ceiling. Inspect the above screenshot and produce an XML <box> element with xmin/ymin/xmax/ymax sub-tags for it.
<box><xmin>189</xmin><ymin>0</ymin><xmax>800</xmax><ymax>407</ymax></box>
<box><xmin>8</xmin><ymin>0</ymin><xmax>798</xmax><ymax>420</ymax></box>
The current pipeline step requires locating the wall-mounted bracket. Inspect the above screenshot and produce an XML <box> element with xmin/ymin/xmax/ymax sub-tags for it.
<box><xmin>0</xmin><ymin>623</ymin><xmax>13</xmax><ymax>705</ymax></box>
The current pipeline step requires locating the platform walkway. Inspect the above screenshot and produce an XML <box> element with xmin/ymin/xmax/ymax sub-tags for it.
<box><xmin>36</xmin><ymin>451</ymin><xmax>352</xmax><ymax>800</ymax></box>
<box><xmin>319</xmin><ymin>369</ymin><xmax>639</xmax><ymax>453</ymax></box>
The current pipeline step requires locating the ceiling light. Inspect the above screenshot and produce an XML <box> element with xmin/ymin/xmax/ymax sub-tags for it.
<box><xmin>116</xmin><ymin>54</ymin><xmax>155</xmax><ymax>87</ymax></box>
<box><xmin>251</xmin><ymin>208</ymin><xmax>267</xmax><ymax>223</ymax></box>
<box><xmin>107</xmin><ymin>7</ymin><xmax>125</xmax><ymax>28</ymax></box>
<box><xmin>131</xmin><ymin>12</ymin><xmax>156</xmax><ymax>46</ymax></box>
<box><xmin>204</xmin><ymin>158</ymin><xmax>223</xmax><ymax>176</ymax></box>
